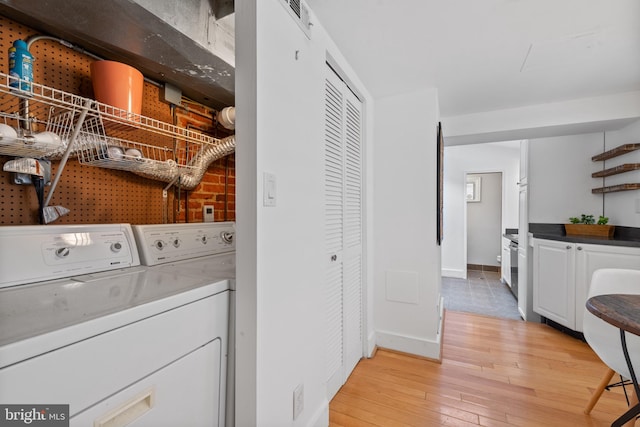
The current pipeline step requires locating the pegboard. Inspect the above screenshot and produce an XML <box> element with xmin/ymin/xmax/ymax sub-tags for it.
<box><xmin>0</xmin><ymin>14</ymin><xmax>234</xmax><ymax>226</ymax></box>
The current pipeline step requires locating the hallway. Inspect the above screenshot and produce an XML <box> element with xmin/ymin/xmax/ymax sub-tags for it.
<box><xmin>442</xmin><ymin>270</ymin><xmax>521</xmax><ymax>320</ymax></box>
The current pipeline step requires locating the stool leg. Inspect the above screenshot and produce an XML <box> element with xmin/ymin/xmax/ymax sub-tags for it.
<box><xmin>623</xmin><ymin>388</ymin><xmax>639</xmax><ymax>427</ymax></box>
<box><xmin>585</xmin><ymin>368</ymin><xmax>616</xmax><ymax>414</ymax></box>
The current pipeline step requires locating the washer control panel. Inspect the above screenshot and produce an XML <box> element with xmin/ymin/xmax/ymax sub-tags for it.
<box><xmin>0</xmin><ymin>224</ymin><xmax>140</xmax><ymax>288</ymax></box>
<box><xmin>133</xmin><ymin>222</ymin><xmax>236</xmax><ymax>266</ymax></box>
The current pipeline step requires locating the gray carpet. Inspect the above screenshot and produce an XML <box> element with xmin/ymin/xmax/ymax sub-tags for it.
<box><xmin>442</xmin><ymin>270</ymin><xmax>522</xmax><ymax>320</ymax></box>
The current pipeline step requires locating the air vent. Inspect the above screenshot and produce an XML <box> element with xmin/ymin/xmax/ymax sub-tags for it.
<box><xmin>290</xmin><ymin>0</ymin><xmax>301</xmax><ymax>18</ymax></box>
<box><xmin>280</xmin><ymin>0</ymin><xmax>312</xmax><ymax>39</ymax></box>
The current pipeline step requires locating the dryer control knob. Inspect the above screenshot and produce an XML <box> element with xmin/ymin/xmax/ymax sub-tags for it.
<box><xmin>110</xmin><ymin>242</ymin><xmax>123</xmax><ymax>252</ymax></box>
<box><xmin>172</xmin><ymin>238</ymin><xmax>181</xmax><ymax>248</ymax></box>
<box><xmin>221</xmin><ymin>231</ymin><xmax>234</xmax><ymax>244</ymax></box>
<box><xmin>201</xmin><ymin>236</ymin><xmax>208</xmax><ymax>244</ymax></box>
<box><xmin>154</xmin><ymin>240</ymin><xmax>165</xmax><ymax>250</ymax></box>
<box><xmin>55</xmin><ymin>247</ymin><xmax>70</xmax><ymax>258</ymax></box>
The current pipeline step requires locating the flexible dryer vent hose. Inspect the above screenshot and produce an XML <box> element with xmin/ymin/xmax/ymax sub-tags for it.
<box><xmin>131</xmin><ymin>134</ymin><xmax>236</xmax><ymax>190</ymax></box>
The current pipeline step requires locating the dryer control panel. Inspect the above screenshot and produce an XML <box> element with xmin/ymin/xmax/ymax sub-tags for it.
<box><xmin>133</xmin><ymin>222</ymin><xmax>236</xmax><ymax>266</ymax></box>
<box><xmin>0</xmin><ymin>224</ymin><xmax>140</xmax><ymax>288</ymax></box>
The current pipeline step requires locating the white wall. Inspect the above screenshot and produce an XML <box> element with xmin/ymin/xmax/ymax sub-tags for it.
<box><xmin>600</xmin><ymin>119</ymin><xmax>640</xmax><ymax>227</ymax></box>
<box><xmin>373</xmin><ymin>88</ymin><xmax>442</xmax><ymax>359</ymax></box>
<box><xmin>442</xmin><ymin>142</ymin><xmax>520</xmax><ymax>278</ymax></box>
<box><xmin>528</xmin><ymin>133</ymin><xmax>603</xmax><ymax>224</ymax></box>
<box><xmin>467</xmin><ymin>172</ymin><xmax>502</xmax><ymax>266</ymax></box>
<box><xmin>235</xmin><ymin>1</ymin><xmax>374</xmax><ymax>426</ymax></box>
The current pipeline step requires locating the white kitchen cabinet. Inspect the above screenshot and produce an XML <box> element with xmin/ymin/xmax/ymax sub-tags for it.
<box><xmin>533</xmin><ymin>239</ymin><xmax>575</xmax><ymax>328</ymax></box>
<box><xmin>574</xmin><ymin>243</ymin><xmax>640</xmax><ymax>332</ymax></box>
<box><xmin>501</xmin><ymin>237</ymin><xmax>511</xmax><ymax>285</ymax></box>
<box><xmin>533</xmin><ymin>238</ymin><xmax>640</xmax><ymax>332</ymax></box>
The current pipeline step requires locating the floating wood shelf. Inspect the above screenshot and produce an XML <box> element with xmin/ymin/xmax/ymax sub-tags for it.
<box><xmin>592</xmin><ymin>144</ymin><xmax>640</xmax><ymax>162</ymax></box>
<box><xmin>592</xmin><ymin>163</ymin><xmax>640</xmax><ymax>178</ymax></box>
<box><xmin>592</xmin><ymin>184</ymin><xmax>640</xmax><ymax>194</ymax></box>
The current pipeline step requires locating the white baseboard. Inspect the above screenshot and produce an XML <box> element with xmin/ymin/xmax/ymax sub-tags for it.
<box><xmin>441</xmin><ymin>268</ymin><xmax>465</xmax><ymax>279</ymax></box>
<box><xmin>376</xmin><ymin>330</ymin><xmax>441</xmax><ymax>360</ymax></box>
<box><xmin>308</xmin><ymin>398</ymin><xmax>329</xmax><ymax>427</ymax></box>
<box><xmin>367</xmin><ymin>330</ymin><xmax>376</xmax><ymax>357</ymax></box>
<box><xmin>518</xmin><ymin>306</ymin><xmax>528</xmax><ymax>321</ymax></box>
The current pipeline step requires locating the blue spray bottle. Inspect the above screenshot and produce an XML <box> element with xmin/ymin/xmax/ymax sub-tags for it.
<box><xmin>8</xmin><ymin>39</ymin><xmax>33</xmax><ymax>92</ymax></box>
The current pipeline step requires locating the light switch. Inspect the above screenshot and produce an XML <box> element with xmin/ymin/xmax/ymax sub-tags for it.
<box><xmin>263</xmin><ymin>172</ymin><xmax>276</xmax><ymax>207</ymax></box>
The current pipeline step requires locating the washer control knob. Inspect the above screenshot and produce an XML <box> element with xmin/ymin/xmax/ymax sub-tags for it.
<box><xmin>221</xmin><ymin>231</ymin><xmax>234</xmax><ymax>244</ymax></box>
<box><xmin>55</xmin><ymin>247</ymin><xmax>70</xmax><ymax>258</ymax></box>
<box><xmin>201</xmin><ymin>236</ymin><xmax>208</xmax><ymax>244</ymax></box>
<box><xmin>172</xmin><ymin>238</ymin><xmax>181</xmax><ymax>248</ymax></box>
<box><xmin>155</xmin><ymin>240</ymin><xmax>165</xmax><ymax>250</ymax></box>
<box><xmin>110</xmin><ymin>242</ymin><xmax>123</xmax><ymax>252</ymax></box>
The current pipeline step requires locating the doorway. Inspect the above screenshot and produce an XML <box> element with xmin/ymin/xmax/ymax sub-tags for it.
<box><xmin>466</xmin><ymin>172</ymin><xmax>502</xmax><ymax>275</ymax></box>
<box><xmin>441</xmin><ymin>171</ymin><xmax>520</xmax><ymax>320</ymax></box>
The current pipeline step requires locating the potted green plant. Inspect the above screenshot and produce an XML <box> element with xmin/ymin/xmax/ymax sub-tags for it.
<box><xmin>565</xmin><ymin>214</ymin><xmax>615</xmax><ymax>238</ymax></box>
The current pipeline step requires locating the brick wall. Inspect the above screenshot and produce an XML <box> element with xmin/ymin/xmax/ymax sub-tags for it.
<box><xmin>174</xmin><ymin>101</ymin><xmax>235</xmax><ymax>223</ymax></box>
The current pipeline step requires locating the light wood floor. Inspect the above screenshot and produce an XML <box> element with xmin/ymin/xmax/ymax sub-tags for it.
<box><xmin>330</xmin><ymin>311</ymin><xmax>633</xmax><ymax>426</ymax></box>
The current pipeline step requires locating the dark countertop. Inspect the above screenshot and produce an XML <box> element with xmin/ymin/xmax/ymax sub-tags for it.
<box><xmin>503</xmin><ymin>233</ymin><xmax>518</xmax><ymax>244</ymax></box>
<box><xmin>503</xmin><ymin>228</ymin><xmax>518</xmax><ymax>244</ymax></box>
<box><xmin>529</xmin><ymin>223</ymin><xmax>640</xmax><ymax>248</ymax></box>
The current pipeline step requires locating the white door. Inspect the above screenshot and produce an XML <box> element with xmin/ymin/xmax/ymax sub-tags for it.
<box><xmin>343</xmin><ymin>79</ymin><xmax>363</xmax><ymax>378</ymax></box>
<box><xmin>533</xmin><ymin>239</ymin><xmax>576</xmax><ymax>329</ymax></box>
<box><xmin>574</xmin><ymin>244</ymin><xmax>640</xmax><ymax>332</ymax></box>
<box><xmin>325</xmin><ymin>65</ymin><xmax>363</xmax><ymax>400</ymax></box>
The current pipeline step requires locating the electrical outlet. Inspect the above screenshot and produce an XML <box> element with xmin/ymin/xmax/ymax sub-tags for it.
<box><xmin>293</xmin><ymin>383</ymin><xmax>304</xmax><ymax>420</ymax></box>
<box><xmin>203</xmin><ymin>205</ymin><xmax>214</xmax><ymax>222</ymax></box>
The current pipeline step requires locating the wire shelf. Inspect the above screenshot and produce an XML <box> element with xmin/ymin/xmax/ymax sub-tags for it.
<box><xmin>76</xmin><ymin>130</ymin><xmax>179</xmax><ymax>175</ymax></box>
<box><xmin>0</xmin><ymin>71</ymin><xmax>220</xmax><ymax>171</ymax></box>
<box><xmin>0</xmin><ymin>84</ymin><xmax>86</xmax><ymax>158</ymax></box>
<box><xmin>74</xmin><ymin>115</ymin><xmax>204</xmax><ymax>177</ymax></box>
<box><xmin>0</xmin><ymin>70</ymin><xmax>236</xmax><ymax>212</ymax></box>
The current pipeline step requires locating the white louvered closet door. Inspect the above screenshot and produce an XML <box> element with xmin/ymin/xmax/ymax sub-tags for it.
<box><xmin>342</xmin><ymin>83</ymin><xmax>363</xmax><ymax>379</ymax></box>
<box><xmin>325</xmin><ymin>65</ymin><xmax>363</xmax><ymax>400</ymax></box>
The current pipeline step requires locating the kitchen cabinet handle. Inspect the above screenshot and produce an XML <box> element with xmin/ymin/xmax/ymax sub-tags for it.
<box><xmin>577</xmin><ymin>246</ymin><xmax>583</xmax><ymax>251</ymax></box>
<box><xmin>331</xmin><ymin>254</ymin><xmax>337</xmax><ymax>262</ymax></box>
<box><xmin>566</xmin><ymin>245</ymin><xmax>572</xmax><ymax>250</ymax></box>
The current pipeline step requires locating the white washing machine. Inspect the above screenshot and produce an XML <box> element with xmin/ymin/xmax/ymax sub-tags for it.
<box><xmin>0</xmin><ymin>223</ymin><xmax>232</xmax><ymax>427</ymax></box>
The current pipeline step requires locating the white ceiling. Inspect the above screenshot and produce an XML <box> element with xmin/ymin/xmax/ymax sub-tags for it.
<box><xmin>305</xmin><ymin>0</ymin><xmax>640</xmax><ymax>118</ymax></box>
